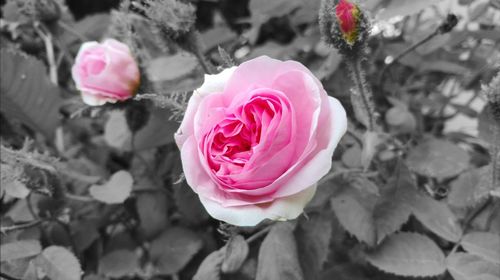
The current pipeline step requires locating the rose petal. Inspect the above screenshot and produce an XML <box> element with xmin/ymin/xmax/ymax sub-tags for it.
<box><xmin>81</xmin><ymin>91</ymin><xmax>118</xmax><ymax>106</ymax></box>
<box><xmin>198</xmin><ymin>185</ymin><xmax>317</xmax><ymax>226</ymax></box>
<box><xmin>196</xmin><ymin>67</ymin><xmax>236</xmax><ymax>97</ymax></box>
<box><xmin>271</xmin><ymin>96</ymin><xmax>347</xmax><ymax>198</ymax></box>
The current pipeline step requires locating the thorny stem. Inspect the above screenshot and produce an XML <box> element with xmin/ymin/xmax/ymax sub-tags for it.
<box><xmin>33</xmin><ymin>22</ymin><xmax>58</xmax><ymax>85</ymax></box>
<box><xmin>246</xmin><ymin>225</ymin><xmax>272</xmax><ymax>244</ymax></box>
<box><xmin>492</xmin><ymin>123</ymin><xmax>500</xmax><ymax>188</ymax></box>
<box><xmin>1</xmin><ymin>145</ymin><xmax>57</xmax><ymax>174</ymax></box>
<box><xmin>57</xmin><ymin>21</ymin><xmax>88</xmax><ymax>42</ymax></box>
<box><xmin>347</xmin><ymin>57</ymin><xmax>377</xmax><ymax>131</ymax></box>
<box><xmin>0</xmin><ymin>220</ymin><xmax>42</xmax><ymax>234</ymax></box>
<box><xmin>319</xmin><ymin>168</ymin><xmax>377</xmax><ymax>186</ymax></box>
<box><xmin>134</xmin><ymin>93</ymin><xmax>187</xmax><ymax>112</ymax></box>
<box><xmin>378</xmin><ymin>14</ymin><xmax>458</xmax><ymax>85</ymax></box>
<box><xmin>65</xmin><ymin>193</ymin><xmax>95</xmax><ymax>202</ymax></box>
<box><xmin>190</xmin><ymin>31</ymin><xmax>215</xmax><ymax>74</ymax></box>
<box><xmin>389</xmin><ymin>29</ymin><xmax>438</xmax><ymax>66</ymax></box>
<box><xmin>449</xmin><ymin>197</ymin><xmax>492</xmax><ymax>255</ymax></box>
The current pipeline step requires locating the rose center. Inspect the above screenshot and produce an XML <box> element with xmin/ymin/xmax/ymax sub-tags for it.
<box><xmin>205</xmin><ymin>93</ymin><xmax>283</xmax><ymax>177</ymax></box>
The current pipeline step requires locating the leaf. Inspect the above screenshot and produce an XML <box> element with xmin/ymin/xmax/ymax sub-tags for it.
<box><xmin>98</xmin><ymin>250</ymin><xmax>139</xmax><ymax>278</ymax></box>
<box><xmin>365</xmin><ymin>232</ymin><xmax>446</xmax><ymax>277</ymax></box>
<box><xmin>406</xmin><ymin>138</ymin><xmax>470</xmax><ymax>179</ymax></box>
<box><xmin>373</xmin><ymin>186</ymin><xmax>412</xmax><ymax>244</ymax></box>
<box><xmin>446</xmin><ymin>252</ymin><xmax>500</xmax><ymax>280</ymax></box>
<box><xmin>361</xmin><ymin>131</ymin><xmax>383</xmax><ymax>170</ymax></box>
<box><xmin>132</xmin><ymin>107</ymin><xmax>179</xmax><ymax>150</ymax></box>
<box><xmin>89</xmin><ymin>170</ymin><xmax>133</xmax><ymax>204</ymax></box>
<box><xmin>136</xmin><ymin>192</ymin><xmax>168</xmax><ymax>240</ymax></box>
<box><xmin>409</xmin><ymin>190</ymin><xmax>462</xmax><ymax>242</ymax></box>
<box><xmin>0</xmin><ymin>240</ymin><xmax>42</xmax><ymax>262</ymax></box>
<box><xmin>478</xmin><ymin>104</ymin><xmax>497</xmax><ymax>145</ymax></box>
<box><xmin>448</xmin><ymin>167</ymin><xmax>489</xmax><ymax>208</ymax></box>
<box><xmin>62</xmin><ymin>14</ymin><xmax>111</xmax><ymax>47</ymax></box>
<box><xmin>173</xmin><ymin>182</ymin><xmax>210</xmax><ymax>225</ymax></box>
<box><xmin>222</xmin><ymin>235</ymin><xmax>249</xmax><ymax>273</ymax></box>
<box><xmin>331</xmin><ymin>189</ymin><xmax>376</xmax><ymax>246</ymax></box>
<box><xmin>295</xmin><ymin>213</ymin><xmax>333</xmax><ymax>280</ymax></box>
<box><xmin>291</xmin><ymin>0</ymin><xmax>321</xmax><ymax>25</ymax></box>
<box><xmin>461</xmin><ymin>232</ymin><xmax>500</xmax><ymax>264</ymax></box>
<box><xmin>0</xmin><ymin>48</ymin><xmax>63</xmax><ymax>139</ymax></box>
<box><xmin>22</xmin><ymin>261</ymin><xmax>37</xmax><ymax>280</ymax></box>
<box><xmin>70</xmin><ymin>220</ymin><xmax>100</xmax><ymax>254</ymax></box>
<box><xmin>147</xmin><ymin>53</ymin><xmax>199</xmax><ymax>81</ymax></box>
<box><xmin>385</xmin><ymin>106</ymin><xmax>416</xmax><ymax>133</ymax></box>
<box><xmin>256</xmin><ymin>222</ymin><xmax>304</xmax><ymax>280</ymax></box>
<box><xmin>3</xmin><ymin>180</ymin><xmax>30</xmax><ymax>199</ymax></box>
<box><xmin>250</xmin><ymin>0</ymin><xmax>302</xmax><ymax>21</ymax></box>
<box><xmin>104</xmin><ymin>111</ymin><xmax>132</xmax><ymax>150</ymax></box>
<box><xmin>376</xmin><ymin>0</ymin><xmax>442</xmax><ymax>20</ymax></box>
<box><xmin>420</xmin><ymin>60</ymin><xmax>469</xmax><ymax>75</ymax></box>
<box><xmin>313</xmin><ymin>50</ymin><xmax>342</xmax><ymax>80</ymax></box>
<box><xmin>34</xmin><ymin>246</ymin><xmax>82</xmax><ymax>280</ymax></box>
<box><xmin>150</xmin><ymin>227</ymin><xmax>203</xmax><ymax>275</ymax></box>
<box><xmin>0</xmin><ymin>258</ymin><xmax>33</xmax><ymax>279</ymax></box>
<box><xmin>201</xmin><ymin>26</ymin><xmax>238</xmax><ymax>52</ymax></box>
<box><xmin>319</xmin><ymin>263</ymin><xmax>368</xmax><ymax>280</ymax></box>
<box><xmin>104</xmin><ymin>108</ymin><xmax>178</xmax><ymax>151</ymax></box>
<box><xmin>341</xmin><ymin>145</ymin><xmax>362</xmax><ymax>168</ymax></box>
<box><xmin>350</xmin><ymin>91</ymin><xmax>370</xmax><ymax>128</ymax></box>
<box><xmin>193</xmin><ymin>249</ymin><xmax>225</xmax><ymax>280</ymax></box>
<box><xmin>83</xmin><ymin>275</ymin><xmax>106</xmax><ymax>280</ymax></box>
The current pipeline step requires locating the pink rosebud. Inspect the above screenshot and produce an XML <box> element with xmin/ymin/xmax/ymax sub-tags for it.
<box><xmin>335</xmin><ymin>0</ymin><xmax>361</xmax><ymax>46</ymax></box>
<box><xmin>71</xmin><ymin>39</ymin><xmax>140</xmax><ymax>106</ymax></box>
<box><xmin>175</xmin><ymin>56</ymin><xmax>347</xmax><ymax>226</ymax></box>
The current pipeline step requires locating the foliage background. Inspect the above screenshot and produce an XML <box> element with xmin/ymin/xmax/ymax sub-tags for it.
<box><xmin>0</xmin><ymin>0</ymin><xmax>499</xmax><ymax>279</ymax></box>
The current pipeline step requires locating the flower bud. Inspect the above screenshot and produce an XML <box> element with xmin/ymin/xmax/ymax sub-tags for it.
<box><xmin>319</xmin><ymin>0</ymin><xmax>370</xmax><ymax>55</ymax></box>
<box><xmin>336</xmin><ymin>0</ymin><xmax>360</xmax><ymax>46</ymax></box>
<box><xmin>71</xmin><ymin>39</ymin><xmax>141</xmax><ymax>106</ymax></box>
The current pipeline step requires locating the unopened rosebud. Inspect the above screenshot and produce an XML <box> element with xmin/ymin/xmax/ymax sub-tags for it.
<box><xmin>336</xmin><ymin>0</ymin><xmax>360</xmax><ymax>46</ymax></box>
<box><xmin>319</xmin><ymin>0</ymin><xmax>370</xmax><ymax>56</ymax></box>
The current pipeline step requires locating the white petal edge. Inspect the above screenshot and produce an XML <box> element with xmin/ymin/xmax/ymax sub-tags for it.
<box><xmin>81</xmin><ymin>91</ymin><xmax>117</xmax><ymax>106</ymax></box>
<box><xmin>175</xmin><ymin>67</ymin><xmax>236</xmax><ymax>146</ymax></box>
<box><xmin>198</xmin><ymin>185</ymin><xmax>317</xmax><ymax>226</ymax></box>
<box><xmin>195</xmin><ymin>67</ymin><xmax>236</xmax><ymax>97</ymax></box>
<box><xmin>77</xmin><ymin>41</ymin><xmax>100</xmax><ymax>54</ymax></box>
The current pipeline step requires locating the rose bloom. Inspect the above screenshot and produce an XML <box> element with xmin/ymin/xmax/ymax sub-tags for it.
<box><xmin>71</xmin><ymin>39</ymin><xmax>140</xmax><ymax>106</ymax></box>
<box><xmin>175</xmin><ymin>56</ymin><xmax>347</xmax><ymax>226</ymax></box>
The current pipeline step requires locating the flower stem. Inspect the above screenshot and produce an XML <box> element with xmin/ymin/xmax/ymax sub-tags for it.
<box><xmin>0</xmin><ymin>220</ymin><xmax>42</xmax><ymax>234</ymax></box>
<box><xmin>378</xmin><ymin>14</ymin><xmax>458</xmax><ymax>85</ymax></box>
<box><xmin>33</xmin><ymin>22</ymin><xmax>58</xmax><ymax>85</ymax></box>
<box><xmin>58</xmin><ymin>20</ymin><xmax>88</xmax><ymax>42</ymax></box>
<box><xmin>492</xmin><ymin>122</ymin><xmax>500</xmax><ymax>188</ymax></box>
<box><xmin>0</xmin><ymin>272</ymin><xmax>22</xmax><ymax>280</ymax></box>
<box><xmin>189</xmin><ymin>31</ymin><xmax>215</xmax><ymax>74</ymax></box>
<box><xmin>347</xmin><ymin>57</ymin><xmax>377</xmax><ymax>131</ymax></box>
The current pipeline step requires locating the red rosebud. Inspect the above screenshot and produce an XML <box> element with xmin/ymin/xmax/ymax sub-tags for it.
<box><xmin>335</xmin><ymin>0</ymin><xmax>360</xmax><ymax>46</ymax></box>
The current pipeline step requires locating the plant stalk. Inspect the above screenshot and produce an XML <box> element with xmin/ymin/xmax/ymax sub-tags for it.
<box><xmin>347</xmin><ymin>57</ymin><xmax>377</xmax><ymax>131</ymax></box>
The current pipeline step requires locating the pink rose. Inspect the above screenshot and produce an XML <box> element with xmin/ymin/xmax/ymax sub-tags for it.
<box><xmin>71</xmin><ymin>39</ymin><xmax>140</xmax><ymax>106</ymax></box>
<box><xmin>175</xmin><ymin>56</ymin><xmax>347</xmax><ymax>226</ymax></box>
